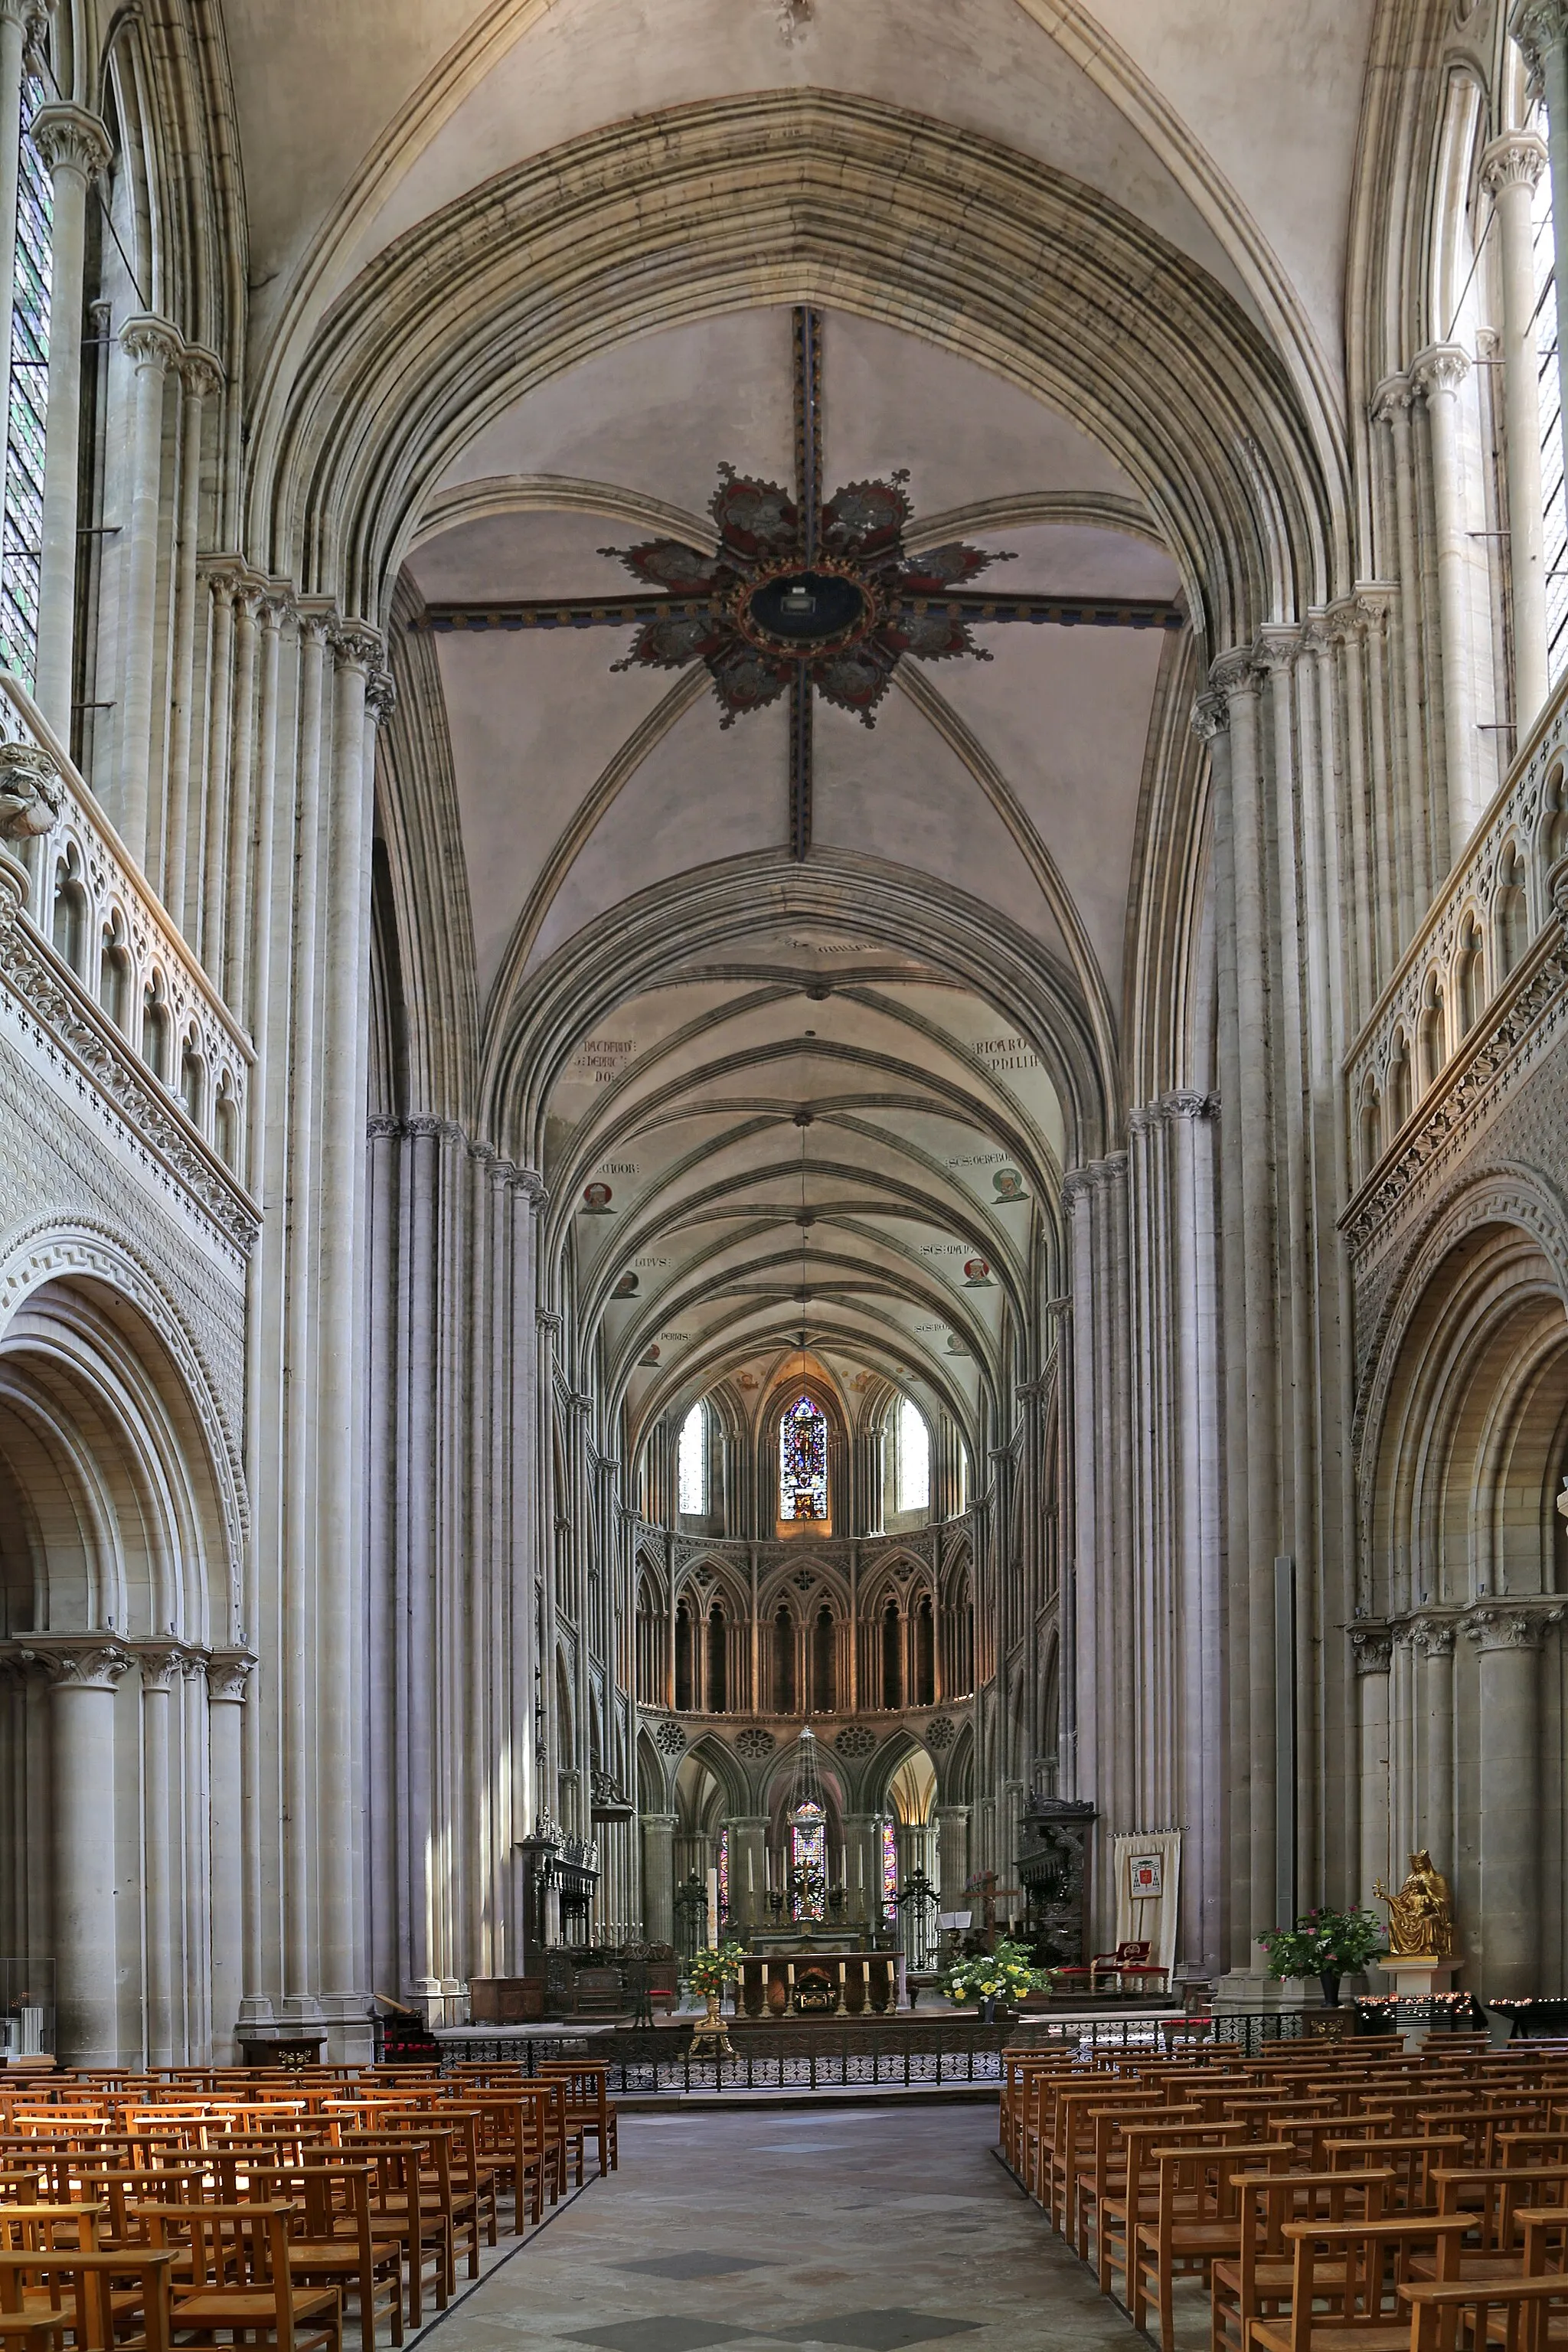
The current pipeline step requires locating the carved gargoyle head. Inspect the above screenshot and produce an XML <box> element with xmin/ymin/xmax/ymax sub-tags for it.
<box><xmin>0</xmin><ymin>742</ymin><xmax>63</xmax><ymax>840</ymax></box>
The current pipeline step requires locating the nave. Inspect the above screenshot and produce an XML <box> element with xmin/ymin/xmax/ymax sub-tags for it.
<box><xmin>446</xmin><ymin>2105</ymin><xmax>1128</xmax><ymax>2352</ymax></box>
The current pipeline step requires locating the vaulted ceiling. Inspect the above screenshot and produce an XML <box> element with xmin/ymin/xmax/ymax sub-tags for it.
<box><xmin>311</xmin><ymin>1</ymin><xmax>1376</xmax><ymax>1438</ymax></box>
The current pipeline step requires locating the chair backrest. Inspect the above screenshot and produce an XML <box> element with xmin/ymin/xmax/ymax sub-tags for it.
<box><xmin>0</xmin><ymin>2245</ymin><xmax>177</xmax><ymax>2352</ymax></box>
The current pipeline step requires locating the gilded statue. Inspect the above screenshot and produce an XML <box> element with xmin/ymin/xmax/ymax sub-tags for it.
<box><xmin>1374</xmin><ymin>1849</ymin><xmax>1455</xmax><ymax>1959</ymax></box>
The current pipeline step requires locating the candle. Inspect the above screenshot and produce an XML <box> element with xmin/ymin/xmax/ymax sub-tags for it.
<box><xmin>858</xmin><ymin>1844</ymin><xmax>864</xmax><ymax>1889</ymax></box>
<box><xmin>840</xmin><ymin>1845</ymin><xmax>848</xmax><ymax>1885</ymax></box>
<box><xmin>747</xmin><ymin>1848</ymin><xmax>754</xmax><ymax>1893</ymax></box>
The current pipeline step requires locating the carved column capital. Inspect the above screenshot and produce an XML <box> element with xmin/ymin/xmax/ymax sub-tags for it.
<box><xmin>1481</xmin><ymin>130</ymin><xmax>1549</xmax><ymax>198</ymax></box>
<box><xmin>364</xmin><ymin>669</ymin><xmax>397</xmax><ymax>727</ymax></box>
<box><xmin>1208</xmin><ymin>648</ymin><xmax>1263</xmax><ymax>702</ymax></box>
<box><xmin>119</xmin><ymin>314</ymin><xmax>183</xmax><ymax>375</ymax></box>
<box><xmin>136</xmin><ymin>1643</ymin><xmax>188</xmax><ymax>1693</ymax></box>
<box><xmin>1161</xmin><ymin>1088</ymin><xmax>1220</xmax><ymax>1122</ymax></box>
<box><xmin>1349</xmin><ymin>1625</ymin><xmax>1394</xmax><ymax>1676</ymax></box>
<box><xmin>30</xmin><ymin>103</ymin><xmax>111</xmax><ymax>180</ymax></box>
<box><xmin>205</xmin><ymin>1649</ymin><xmax>256</xmax><ymax>1704</ymax></box>
<box><xmin>1370</xmin><ymin>372</ymin><xmax>1416</xmax><ymax>426</ymax></box>
<box><xmin>1190</xmin><ymin>689</ymin><xmax>1228</xmax><ymax>743</ymax></box>
<box><xmin>0</xmin><ymin>740</ymin><xmax>62</xmax><ymax>839</ymax></box>
<box><xmin>178</xmin><ymin>345</ymin><xmax>225</xmax><ymax>402</ymax></box>
<box><xmin>1512</xmin><ymin>0</ymin><xmax>1568</xmax><ymax>98</ymax></box>
<box><xmin>1462</xmin><ymin>1602</ymin><xmax>1564</xmax><ymax>1652</ymax></box>
<box><xmin>20</xmin><ymin>1635</ymin><xmax>135</xmax><ymax>1690</ymax></box>
<box><xmin>1409</xmin><ymin>1615</ymin><xmax>1457</xmax><ymax>1658</ymax></box>
<box><xmin>329</xmin><ymin>621</ymin><xmax>384</xmax><ymax>675</ymax></box>
<box><xmin>1412</xmin><ymin>343</ymin><xmax>1472</xmax><ymax>400</ymax></box>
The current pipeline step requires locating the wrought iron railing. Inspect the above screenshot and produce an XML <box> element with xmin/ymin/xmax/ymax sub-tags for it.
<box><xmin>433</xmin><ymin>2005</ymin><xmax>1482</xmax><ymax>2089</ymax></box>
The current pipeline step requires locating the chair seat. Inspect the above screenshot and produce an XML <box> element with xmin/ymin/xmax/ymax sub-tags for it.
<box><xmin>174</xmin><ymin>2287</ymin><xmax>340</xmax><ymax>2325</ymax></box>
<box><xmin>1406</xmin><ymin>2253</ymin><xmax>1522</xmax><ymax>2284</ymax></box>
<box><xmin>288</xmin><ymin>2239</ymin><xmax>400</xmax><ymax>2271</ymax></box>
<box><xmin>1250</xmin><ymin>2330</ymin><xmax>1407</xmax><ymax>2352</ymax></box>
<box><xmin>1137</xmin><ymin>2221</ymin><xmax>1243</xmax><ymax>2257</ymax></box>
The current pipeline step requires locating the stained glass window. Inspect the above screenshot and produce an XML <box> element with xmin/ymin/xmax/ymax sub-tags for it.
<box><xmin>790</xmin><ymin>1798</ymin><xmax>827</xmax><ymax>1919</ymax></box>
<box><xmin>717</xmin><ymin>1826</ymin><xmax>730</xmax><ymax>1929</ymax></box>
<box><xmin>881</xmin><ymin>1819</ymin><xmax>898</xmax><ymax>1919</ymax></box>
<box><xmin>896</xmin><ymin>1394</ymin><xmax>929</xmax><ymax>1513</ymax></box>
<box><xmin>2</xmin><ymin>72</ymin><xmax>51</xmax><ymax>688</ymax></box>
<box><xmin>779</xmin><ymin>1392</ymin><xmax>827</xmax><ymax>1521</ymax></box>
<box><xmin>678</xmin><ymin>1400</ymin><xmax>707</xmax><ymax>1515</ymax></box>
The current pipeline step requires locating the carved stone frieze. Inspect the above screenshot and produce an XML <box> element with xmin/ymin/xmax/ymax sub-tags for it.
<box><xmin>0</xmin><ymin>743</ymin><xmax>62</xmax><ymax>840</ymax></box>
<box><xmin>0</xmin><ymin>890</ymin><xmax>258</xmax><ymax>1263</ymax></box>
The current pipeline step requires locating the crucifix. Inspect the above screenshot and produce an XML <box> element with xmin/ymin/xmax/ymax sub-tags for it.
<box><xmin>412</xmin><ymin>308</ymin><xmax>1184</xmax><ymax>860</ymax></box>
<box><xmin>965</xmin><ymin>1868</ymin><xmax>1022</xmax><ymax>1949</ymax></box>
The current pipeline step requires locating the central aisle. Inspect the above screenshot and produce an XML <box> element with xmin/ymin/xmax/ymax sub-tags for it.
<box><xmin>443</xmin><ymin>2104</ymin><xmax>1147</xmax><ymax>2350</ymax></box>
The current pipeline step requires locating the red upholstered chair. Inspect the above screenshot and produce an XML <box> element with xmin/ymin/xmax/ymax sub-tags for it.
<box><xmin>1089</xmin><ymin>1940</ymin><xmax>1169</xmax><ymax>1994</ymax></box>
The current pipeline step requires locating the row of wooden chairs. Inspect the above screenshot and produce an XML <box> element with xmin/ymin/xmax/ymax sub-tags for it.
<box><xmin>0</xmin><ymin>2058</ymin><xmax>619</xmax><ymax>2351</ymax></box>
<box><xmin>1001</xmin><ymin>2031</ymin><xmax>1568</xmax><ymax>2352</ymax></box>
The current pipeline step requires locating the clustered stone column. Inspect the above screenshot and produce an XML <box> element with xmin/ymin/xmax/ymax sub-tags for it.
<box><xmin>1465</xmin><ymin>1605</ymin><xmax>1562</xmax><ymax>1994</ymax></box>
<box><xmin>29</xmin><ymin>102</ymin><xmax>111</xmax><ymax>738</ymax></box>
<box><xmin>115</xmin><ymin>315</ymin><xmax>182</xmax><ymax>863</ymax></box>
<box><xmin>1483</xmin><ymin>130</ymin><xmax>1550</xmax><ymax>730</ymax></box>
<box><xmin>640</xmin><ymin>1815</ymin><xmax>676</xmax><ymax>1948</ymax></box>
<box><xmin>29</xmin><ymin>1638</ymin><xmax>132</xmax><ymax>2065</ymax></box>
<box><xmin>1351</xmin><ymin>1628</ymin><xmax>1393</xmax><ymax>1913</ymax></box>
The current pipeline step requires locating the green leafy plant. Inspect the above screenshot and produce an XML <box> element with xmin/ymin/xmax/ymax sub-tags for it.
<box><xmin>940</xmin><ymin>1936</ymin><xmax>1041</xmax><ymax>2007</ymax></box>
<box><xmin>1258</xmin><ymin>1906</ymin><xmax>1385</xmax><ymax>1980</ymax></box>
<box><xmin>684</xmin><ymin>1939</ymin><xmax>746</xmax><ymax>1998</ymax></box>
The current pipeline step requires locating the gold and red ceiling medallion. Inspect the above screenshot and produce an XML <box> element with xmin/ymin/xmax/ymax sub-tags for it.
<box><xmin>603</xmin><ymin>463</ymin><xmax>1007</xmax><ymax>727</ymax></box>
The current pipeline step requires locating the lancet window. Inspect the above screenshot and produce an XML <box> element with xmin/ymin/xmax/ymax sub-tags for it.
<box><xmin>790</xmin><ymin>1798</ymin><xmax>826</xmax><ymax>1919</ymax></box>
<box><xmin>895</xmin><ymin>1395</ymin><xmax>929</xmax><ymax>1514</ymax></box>
<box><xmin>678</xmin><ymin>1400</ymin><xmax>707</xmax><ymax>1516</ymax></box>
<box><xmin>780</xmin><ymin>1392</ymin><xmax>827</xmax><ymax>1521</ymax></box>
<box><xmin>1534</xmin><ymin>122</ymin><xmax>1568</xmax><ymax>687</ymax></box>
<box><xmin>1</xmin><ymin>67</ymin><xmax>50</xmax><ymax>689</ymax></box>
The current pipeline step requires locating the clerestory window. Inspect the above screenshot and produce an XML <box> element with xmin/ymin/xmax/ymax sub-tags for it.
<box><xmin>677</xmin><ymin>1399</ymin><xmax>707</xmax><ymax>1517</ymax></box>
<box><xmin>2</xmin><ymin>68</ymin><xmax>51</xmax><ymax>688</ymax></box>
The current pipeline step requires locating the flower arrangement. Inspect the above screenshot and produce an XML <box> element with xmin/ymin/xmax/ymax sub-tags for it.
<box><xmin>684</xmin><ymin>1940</ymin><xmax>746</xmax><ymax>1999</ymax></box>
<box><xmin>1257</xmin><ymin>1906</ymin><xmax>1385</xmax><ymax>1982</ymax></box>
<box><xmin>940</xmin><ymin>1936</ymin><xmax>1041</xmax><ymax>2007</ymax></box>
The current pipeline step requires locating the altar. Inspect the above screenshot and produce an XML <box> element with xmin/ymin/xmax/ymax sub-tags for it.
<box><xmin>738</xmin><ymin>1947</ymin><xmax>898</xmax><ymax>2017</ymax></box>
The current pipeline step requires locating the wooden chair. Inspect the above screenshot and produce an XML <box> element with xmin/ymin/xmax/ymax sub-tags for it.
<box><xmin>1133</xmin><ymin>2141</ymin><xmax>1289</xmax><ymax>2352</ymax></box>
<box><xmin>1212</xmin><ymin>2170</ymin><xmax>1393</xmax><ymax>2352</ymax></box>
<box><xmin>330</xmin><ymin>2138</ymin><xmax>447</xmax><ymax>2324</ymax></box>
<box><xmin>136</xmin><ymin>2200</ymin><xmax>342</xmax><ymax>2352</ymax></box>
<box><xmin>1400</xmin><ymin>2275</ymin><xmax>1568</xmax><ymax>2352</ymax></box>
<box><xmin>0</xmin><ymin>2246</ymin><xmax>175</xmax><ymax>2352</ymax></box>
<box><xmin>251</xmin><ymin>2165</ymin><xmax>403</xmax><ymax>2352</ymax></box>
<box><xmin>536</xmin><ymin>2062</ymin><xmax>618</xmax><ymax>2175</ymax></box>
<box><xmin>1076</xmin><ymin>2101</ymin><xmax>1202</xmax><ymax>2267</ymax></box>
<box><xmin>1243</xmin><ymin>2216</ymin><xmax>1475</xmax><ymax>2352</ymax></box>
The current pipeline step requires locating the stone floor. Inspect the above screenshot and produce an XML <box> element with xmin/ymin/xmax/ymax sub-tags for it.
<box><xmin>426</xmin><ymin>2107</ymin><xmax>1150</xmax><ymax>2352</ymax></box>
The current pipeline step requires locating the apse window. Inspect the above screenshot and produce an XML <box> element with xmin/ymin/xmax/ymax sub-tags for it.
<box><xmin>781</xmin><ymin>1392</ymin><xmax>828</xmax><ymax>1521</ymax></box>
<box><xmin>678</xmin><ymin>1400</ymin><xmax>707</xmax><ymax>1517</ymax></box>
<box><xmin>896</xmin><ymin>1394</ymin><xmax>929</xmax><ymax>1514</ymax></box>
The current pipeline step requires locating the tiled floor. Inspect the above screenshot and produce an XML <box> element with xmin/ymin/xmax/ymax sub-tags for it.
<box><xmin>425</xmin><ymin>2107</ymin><xmax>1148</xmax><ymax>2352</ymax></box>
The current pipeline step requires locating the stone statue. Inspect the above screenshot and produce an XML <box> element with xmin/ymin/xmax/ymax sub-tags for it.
<box><xmin>1374</xmin><ymin>1848</ymin><xmax>1455</xmax><ymax>1958</ymax></box>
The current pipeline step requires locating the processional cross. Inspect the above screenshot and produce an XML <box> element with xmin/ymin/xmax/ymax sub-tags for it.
<box><xmin>413</xmin><ymin>309</ymin><xmax>1183</xmax><ymax>858</ymax></box>
<box><xmin>965</xmin><ymin>1868</ymin><xmax>1022</xmax><ymax>1949</ymax></box>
